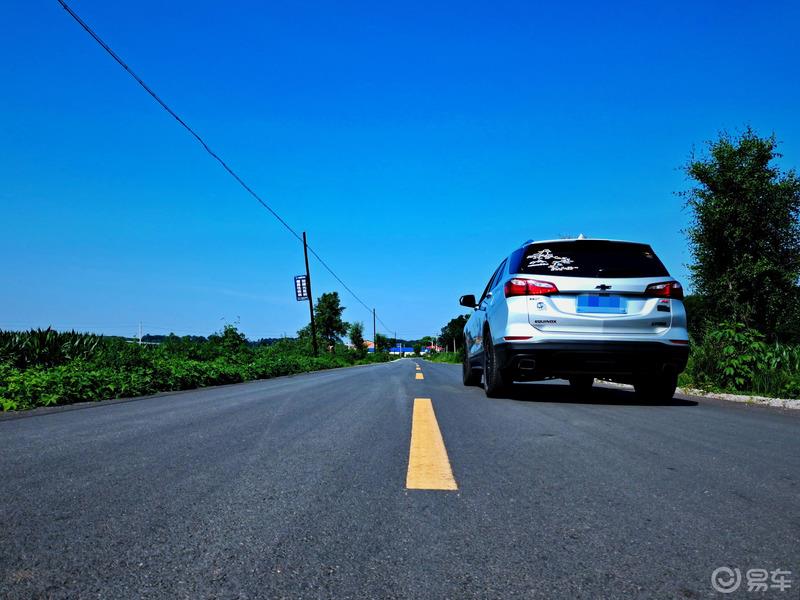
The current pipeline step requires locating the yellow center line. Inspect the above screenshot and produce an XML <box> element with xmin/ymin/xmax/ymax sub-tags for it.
<box><xmin>406</xmin><ymin>398</ymin><xmax>458</xmax><ymax>490</ymax></box>
<box><xmin>415</xmin><ymin>372</ymin><xmax>424</xmax><ymax>380</ymax></box>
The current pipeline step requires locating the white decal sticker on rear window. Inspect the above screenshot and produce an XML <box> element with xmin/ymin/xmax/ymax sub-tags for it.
<box><xmin>526</xmin><ymin>249</ymin><xmax>579</xmax><ymax>272</ymax></box>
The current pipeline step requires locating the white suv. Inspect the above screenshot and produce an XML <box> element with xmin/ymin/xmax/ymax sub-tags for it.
<box><xmin>460</xmin><ymin>238</ymin><xmax>689</xmax><ymax>400</ymax></box>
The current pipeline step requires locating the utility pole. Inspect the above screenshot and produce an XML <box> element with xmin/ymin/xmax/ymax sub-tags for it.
<box><xmin>138</xmin><ymin>321</ymin><xmax>143</xmax><ymax>345</ymax></box>
<box><xmin>303</xmin><ymin>232</ymin><xmax>318</xmax><ymax>357</ymax></box>
<box><xmin>373</xmin><ymin>308</ymin><xmax>377</xmax><ymax>354</ymax></box>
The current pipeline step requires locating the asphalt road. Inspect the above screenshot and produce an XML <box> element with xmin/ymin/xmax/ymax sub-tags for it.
<box><xmin>1</xmin><ymin>359</ymin><xmax>799</xmax><ymax>599</ymax></box>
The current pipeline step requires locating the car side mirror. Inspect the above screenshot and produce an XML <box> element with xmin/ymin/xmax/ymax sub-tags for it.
<box><xmin>459</xmin><ymin>294</ymin><xmax>477</xmax><ymax>308</ymax></box>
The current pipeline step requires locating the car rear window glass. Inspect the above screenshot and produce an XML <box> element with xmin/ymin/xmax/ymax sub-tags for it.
<box><xmin>513</xmin><ymin>241</ymin><xmax>669</xmax><ymax>278</ymax></box>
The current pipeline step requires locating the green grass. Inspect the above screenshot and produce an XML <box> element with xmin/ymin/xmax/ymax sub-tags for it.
<box><xmin>425</xmin><ymin>351</ymin><xmax>461</xmax><ymax>364</ymax></box>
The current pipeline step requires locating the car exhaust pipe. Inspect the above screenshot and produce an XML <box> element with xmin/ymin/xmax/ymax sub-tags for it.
<box><xmin>518</xmin><ymin>359</ymin><xmax>537</xmax><ymax>371</ymax></box>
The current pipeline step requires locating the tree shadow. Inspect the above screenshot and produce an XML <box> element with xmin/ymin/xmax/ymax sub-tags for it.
<box><xmin>499</xmin><ymin>381</ymin><xmax>699</xmax><ymax>407</ymax></box>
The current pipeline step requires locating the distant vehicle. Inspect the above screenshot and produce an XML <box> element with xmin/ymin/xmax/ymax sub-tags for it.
<box><xmin>459</xmin><ymin>238</ymin><xmax>689</xmax><ymax>399</ymax></box>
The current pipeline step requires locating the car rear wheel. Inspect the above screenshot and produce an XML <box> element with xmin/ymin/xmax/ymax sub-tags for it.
<box><xmin>483</xmin><ymin>333</ymin><xmax>510</xmax><ymax>398</ymax></box>
<box><xmin>633</xmin><ymin>371</ymin><xmax>678</xmax><ymax>402</ymax></box>
<box><xmin>462</xmin><ymin>353</ymin><xmax>482</xmax><ymax>386</ymax></box>
<box><xmin>568</xmin><ymin>376</ymin><xmax>594</xmax><ymax>395</ymax></box>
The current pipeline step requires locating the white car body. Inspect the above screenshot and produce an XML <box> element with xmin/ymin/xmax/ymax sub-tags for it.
<box><xmin>460</xmin><ymin>238</ymin><xmax>690</xmax><ymax>399</ymax></box>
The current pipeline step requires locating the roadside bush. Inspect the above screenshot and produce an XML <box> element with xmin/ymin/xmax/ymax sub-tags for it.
<box><xmin>684</xmin><ymin>322</ymin><xmax>800</xmax><ymax>397</ymax></box>
<box><xmin>354</xmin><ymin>351</ymin><xmax>392</xmax><ymax>365</ymax></box>
<box><xmin>0</xmin><ymin>326</ymin><xmax>398</xmax><ymax>412</ymax></box>
<box><xmin>750</xmin><ymin>344</ymin><xmax>800</xmax><ymax>398</ymax></box>
<box><xmin>90</xmin><ymin>337</ymin><xmax>154</xmax><ymax>370</ymax></box>
<box><xmin>0</xmin><ymin>360</ymin><xmax>152</xmax><ymax>411</ymax></box>
<box><xmin>426</xmin><ymin>351</ymin><xmax>461</xmax><ymax>364</ymax></box>
<box><xmin>688</xmin><ymin>322</ymin><xmax>767</xmax><ymax>390</ymax></box>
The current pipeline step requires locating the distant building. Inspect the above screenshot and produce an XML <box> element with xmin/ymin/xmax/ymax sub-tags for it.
<box><xmin>368</xmin><ymin>345</ymin><xmax>415</xmax><ymax>355</ymax></box>
<box><xmin>423</xmin><ymin>345</ymin><xmax>444</xmax><ymax>353</ymax></box>
<box><xmin>366</xmin><ymin>344</ymin><xmax>444</xmax><ymax>355</ymax></box>
<box><xmin>389</xmin><ymin>346</ymin><xmax>415</xmax><ymax>355</ymax></box>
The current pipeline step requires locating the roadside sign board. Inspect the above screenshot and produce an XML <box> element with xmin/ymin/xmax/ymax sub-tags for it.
<box><xmin>294</xmin><ymin>275</ymin><xmax>309</xmax><ymax>301</ymax></box>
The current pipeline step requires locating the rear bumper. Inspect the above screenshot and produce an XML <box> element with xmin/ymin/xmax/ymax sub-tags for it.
<box><xmin>494</xmin><ymin>340</ymin><xmax>690</xmax><ymax>379</ymax></box>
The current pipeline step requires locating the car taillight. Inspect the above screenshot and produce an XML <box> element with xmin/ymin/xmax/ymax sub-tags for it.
<box><xmin>644</xmin><ymin>281</ymin><xmax>684</xmax><ymax>300</ymax></box>
<box><xmin>504</xmin><ymin>278</ymin><xmax>559</xmax><ymax>297</ymax></box>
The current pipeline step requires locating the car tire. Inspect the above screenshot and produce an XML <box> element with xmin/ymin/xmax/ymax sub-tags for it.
<box><xmin>483</xmin><ymin>332</ymin><xmax>510</xmax><ymax>398</ymax></box>
<box><xmin>633</xmin><ymin>371</ymin><xmax>678</xmax><ymax>402</ymax></box>
<box><xmin>462</xmin><ymin>353</ymin><xmax>482</xmax><ymax>386</ymax></box>
<box><xmin>568</xmin><ymin>376</ymin><xmax>594</xmax><ymax>395</ymax></box>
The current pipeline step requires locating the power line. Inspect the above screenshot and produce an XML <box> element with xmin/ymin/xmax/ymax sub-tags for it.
<box><xmin>55</xmin><ymin>0</ymin><xmax>392</xmax><ymax>330</ymax></box>
<box><xmin>376</xmin><ymin>315</ymin><xmax>393</xmax><ymax>333</ymax></box>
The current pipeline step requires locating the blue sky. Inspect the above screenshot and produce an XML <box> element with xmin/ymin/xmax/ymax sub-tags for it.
<box><xmin>2</xmin><ymin>0</ymin><xmax>799</xmax><ymax>341</ymax></box>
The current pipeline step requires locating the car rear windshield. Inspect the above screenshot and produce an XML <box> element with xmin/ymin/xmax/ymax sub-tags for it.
<box><xmin>511</xmin><ymin>241</ymin><xmax>669</xmax><ymax>278</ymax></box>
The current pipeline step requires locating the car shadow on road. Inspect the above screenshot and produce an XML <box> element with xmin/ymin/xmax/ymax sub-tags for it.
<box><xmin>500</xmin><ymin>381</ymin><xmax>699</xmax><ymax>407</ymax></box>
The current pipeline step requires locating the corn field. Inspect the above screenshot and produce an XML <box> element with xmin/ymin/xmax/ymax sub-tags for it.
<box><xmin>0</xmin><ymin>328</ymin><xmax>102</xmax><ymax>369</ymax></box>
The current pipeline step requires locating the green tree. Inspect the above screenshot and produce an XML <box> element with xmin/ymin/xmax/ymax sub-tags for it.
<box><xmin>682</xmin><ymin>294</ymin><xmax>710</xmax><ymax>341</ymax></box>
<box><xmin>349</xmin><ymin>321</ymin><xmax>366</xmax><ymax>358</ymax></box>
<box><xmin>208</xmin><ymin>324</ymin><xmax>249</xmax><ymax>357</ymax></box>
<box><xmin>683</xmin><ymin>128</ymin><xmax>800</xmax><ymax>342</ymax></box>
<box><xmin>295</xmin><ymin>323</ymin><xmax>315</xmax><ymax>349</ymax></box>
<box><xmin>439</xmin><ymin>314</ymin><xmax>470</xmax><ymax>351</ymax></box>
<box><xmin>374</xmin><ymin>333</ymin><xmax>391</xmax><ymax>352</ymax></box>
<box><xmin>314</xmin><ymin>292</ymin><xmax>349</xmax><ymax>350</ymax></box>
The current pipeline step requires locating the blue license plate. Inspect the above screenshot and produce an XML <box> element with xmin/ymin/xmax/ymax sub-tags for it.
<box><xmin>576</xmin><ymin>294</ymin><xmax>627</xmax><ymax>314</ymax></box>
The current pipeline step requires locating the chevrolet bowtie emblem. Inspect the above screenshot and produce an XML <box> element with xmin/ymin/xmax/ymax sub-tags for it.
<box><xmin>595</xmin><ymin>284</ymin><xmax>612</xmax><ymax>290</ymax></box>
